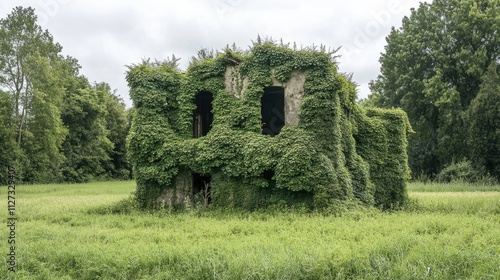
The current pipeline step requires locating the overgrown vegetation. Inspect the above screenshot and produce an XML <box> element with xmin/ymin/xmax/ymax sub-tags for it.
<box><xmin>127</xmin><ymin>41</ymin><xmax>412</xmax><ymax>210</ymax></box>
<box><xmin>408</xmin><ymin>181</ymin><xmax>500</xmax><ymax>192</ymax></box>
<box><xmin>0</xmin><ymin>7</ymin><xmax>131</xmax><ymax>184</ymax></box>
<box><xmin>1</xmin><ymin>181</ymin><xmax>499</xmax><ymax>279</ymax></box>
<box><xmin>368</xmin><ymin>0</ymin><xmax>500</xmax><ymax>182</ymax></box>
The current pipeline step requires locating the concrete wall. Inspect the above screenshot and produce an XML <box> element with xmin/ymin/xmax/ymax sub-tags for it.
<box><xmin>224</xmin><ymin>66</ymin><xmax>248</xmax><ymax>99</ymax></box>
<box><xmin>160</xmin><ymin>67</ymin><xmax>307</xmax><ymax>207</ymax></box>
<box><xmin>158</xmin><ymin>170</ymin><xmax>192</xmax><ymax>206</ymax></box>
<box><xmin>224</xmin><ymin>66</ymin><xmax>305</xmax><ymax>126</ymax></box>
<box><xmin>271</xmin><ymin>71</ymin><xmax>305</xmax><ymax>126</ymax></box>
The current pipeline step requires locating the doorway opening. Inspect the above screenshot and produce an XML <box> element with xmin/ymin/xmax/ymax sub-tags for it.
<box><xmin>192</xmin><ymin>173</ymin><xmax>211</xmax><ymax>205</ymax></box>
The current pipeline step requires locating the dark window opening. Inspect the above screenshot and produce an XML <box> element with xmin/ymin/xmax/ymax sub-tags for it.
<box><xmin>263</xmin><ymin>169</ymin><xmax>275</xmax><ymax>181</ymax></box>
<box><xmin>192</xmin><ymin>173</ymin><xmax>211</xmax><ymax>204</ymax></box>
<box><xmin>193</xmin><ymin>91</ymin><xmax>213</xmax><ymax>138</ymax></box>
<box><xmin>261</xmin><ymin>87</ymin><xmax>285</xmax><ymax>136</ymax></box>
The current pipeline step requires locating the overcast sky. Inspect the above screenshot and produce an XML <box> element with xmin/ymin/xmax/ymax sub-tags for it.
<box><xmin>1</xmin><ymin>0</ymin><xmax>427</xmax><ymax>107</ymax></box>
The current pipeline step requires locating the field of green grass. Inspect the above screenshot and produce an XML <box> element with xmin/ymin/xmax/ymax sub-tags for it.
<box><xmin>1</xmin><ymin>181</ymin><xmax>499</xmax><ymax>279</ymax></box>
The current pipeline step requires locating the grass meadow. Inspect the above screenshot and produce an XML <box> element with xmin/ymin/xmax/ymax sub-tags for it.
<box><xmin>1</xmin><ymin>181</ymin><xmax>499</xmax><ymax>279</ymax></box>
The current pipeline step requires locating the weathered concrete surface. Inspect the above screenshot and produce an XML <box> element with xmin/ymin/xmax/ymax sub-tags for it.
<box><xmin>224</xmin><ymin>66</ymin><xmax>248</xmax><ymax>99</ymax></box>
<box><xmin>272</xmin><ymin>71</ymin><xmax>305</xmax><ymax>126</ymax></box>
<box><xmin>225</xmin><ymin>67</ymin><xmax>305</xmax><ymax>126</ymax></box>
<box><xmin>158</xmin><ymin>170</ymin><xmax>192</xmax><ymax>206</ymax></box>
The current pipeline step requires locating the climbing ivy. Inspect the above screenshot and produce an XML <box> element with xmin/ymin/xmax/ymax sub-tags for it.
<box><xmin>126</xmin><ymin>43</ymin><xmax>412</xmax><ymax>210</ymax></box>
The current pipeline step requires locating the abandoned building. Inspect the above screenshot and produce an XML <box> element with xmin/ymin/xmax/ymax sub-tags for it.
<box><xmin>126</xmin><ymin>43</ymin><xmax>412</xmax><ymax>210</ymax></box>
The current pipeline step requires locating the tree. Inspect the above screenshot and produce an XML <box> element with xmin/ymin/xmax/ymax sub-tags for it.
<box><xmin>59</xmin><ymin>76</ymin><xmax>113</xmax><ymax>182</ymax></box>
<box><xmin>19</xmin><ymin>53</ymin><xmax>68</xmax><ymax>182</ymax></box>
<box><xmin>0</xmin><ymin>6</ymin><xmax>62</xmax><ymax>145</ymax></box>
<box><xmin>0</xmin><ymin>89</ymin><xmax>16</xmax><ymax>184</ymax></box>
<box><xmin>97</xmin><ymin>83</ymin><xmax>132</xmax><ymax>180</ymax></box>
<box><xmin>0</xmin><ymin>6</ymin><xmax>131</xmax><ymax>183</ymax></box>
<box><xmin>57</xmin><ymin>52</ymin><xmax>131</xmax><ymax>182</ymax></box>
<box><xmin>0</xmin><ymin>7</ymin><xmax>68</xmax><ymax>182</ymax></box>
<box><xmin>467</xmin><ymin>64</ymin><xmax>500</xmax><ymax>180</ymax></box>
<box><xmin>369</xmin><ymin>0</ymin><xmax>500</xmax><ymax>177</ymax></box>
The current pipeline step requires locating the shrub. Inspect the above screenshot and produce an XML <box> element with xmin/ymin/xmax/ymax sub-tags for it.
<box><xmin>436</xmin><ymin>160</ymin><xmax>481</xmax><ymax>183</ymax></box>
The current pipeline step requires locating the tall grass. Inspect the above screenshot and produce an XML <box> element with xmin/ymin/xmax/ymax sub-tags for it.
<box><xmin>408</xmin><ymin>192</ymin><xmax>500</xmax><ymax>215</ymax></box>
<box><xmin>408</xmin><ymin>181</ymin><xmax>500</xmax><ymax>192</ymax></box>
<box><xmin>1</xmin><ymin>181</ymin><xmax>499</xmax><ymax>279</ymax></box>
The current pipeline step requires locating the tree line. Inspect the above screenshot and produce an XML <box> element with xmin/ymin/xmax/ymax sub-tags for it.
<box><xmin>2</xmin><ymin>2</ymin><xmax>498</xmax><ymax>185</ymax></box>
<box><xmin>0</xmin><ymin>7</ymin><xmax>131</xmax><ymax>184</ymax></box>
<box><xmin>368</xmin><ymin>0</ymin><xmax>499</xmax><ymax>183</ymax></box>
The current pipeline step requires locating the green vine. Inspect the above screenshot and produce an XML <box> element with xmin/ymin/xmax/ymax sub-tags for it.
<box><xmin>126</xmin><ymin>43</ymin><xmax>412</xmax><ymax>210</ymax></box>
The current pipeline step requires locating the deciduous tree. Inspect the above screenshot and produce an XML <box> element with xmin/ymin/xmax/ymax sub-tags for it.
<box><xmin>467</xmin><ymin>64</ymin><xmax>500</xmax><ymax>180</ymax></box>
<box><xmin>0</xmin><ymin>6</ymin><xmax>131</xmax><ymax>183</ymax></box>
<box><xmin>0</xmin><ymin>7</ymin><xmax>67</xmax><ymax>182</ymax></box>
<box><xmin>369</xmin><ymin>0</ymin><xmax>500</xmax><ymax>178</ymax></box>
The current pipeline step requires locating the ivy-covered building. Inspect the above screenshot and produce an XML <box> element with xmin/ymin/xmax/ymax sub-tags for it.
<box><xmin>126</xmin><ymin>43</ymin><xmax>412</xmax><ymax>210</ymax></box>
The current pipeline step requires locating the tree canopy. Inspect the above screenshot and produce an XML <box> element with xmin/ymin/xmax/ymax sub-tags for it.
<box><xmin>0</xmin><ymin>6</ymin><xmax>130</xmax><ymax>184</ymax></box>
<box><xmin>369</xmin><ymin>0</ymin><xmax>500</xmax><ymax>180</ymax></box>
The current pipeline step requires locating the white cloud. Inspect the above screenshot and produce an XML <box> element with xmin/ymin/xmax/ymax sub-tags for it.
<box><xmin>0</xmin><ymin>0</ymin><xmax>426</xmax><ymax>106</ymax></box>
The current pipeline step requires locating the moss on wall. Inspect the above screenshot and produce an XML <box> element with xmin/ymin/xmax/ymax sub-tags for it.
<box><xmin>126</xmin><ymin>43</ymin><xmax>412</xmax><ymax>210</ymax></box>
